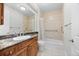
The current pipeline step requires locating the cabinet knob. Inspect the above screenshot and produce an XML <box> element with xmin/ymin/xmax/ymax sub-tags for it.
<box><xmin>9</xmin><ymin>51</ymin><xmax>13</xmax><ymax>54</ymax></box>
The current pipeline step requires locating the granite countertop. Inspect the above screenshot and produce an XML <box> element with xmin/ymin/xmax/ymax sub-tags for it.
<box><xmin>0</xmin><ymin>33</ymin><xmax>38</xmax><ymax>50</ymax></box>
<box><xmin>0</xmin><ymin>32</ymin><xmax>38</xmax><ymax>39</ymax></box>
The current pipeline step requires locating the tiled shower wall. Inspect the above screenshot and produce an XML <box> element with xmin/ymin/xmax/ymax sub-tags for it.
<box><xmin>41</xmin><ymin>9</ymin><xmax>64</xmax><ymax>40</ymax></box>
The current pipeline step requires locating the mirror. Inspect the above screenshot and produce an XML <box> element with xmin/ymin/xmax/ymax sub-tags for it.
<box><xmin>23</xmin><ymin>10</ymin><xmax>36</xmax><ymax>33</ymax></box>
<box><xmin>4</xmin><ymin>3</ymin><xmax>37</xmax><ymax>34</ymax></box>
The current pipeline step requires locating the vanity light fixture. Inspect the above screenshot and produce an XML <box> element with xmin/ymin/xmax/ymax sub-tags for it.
<box><xmin>20</xmin><ymin>6</ymin><xmax>26</xmax><ymax>11</ymax></box>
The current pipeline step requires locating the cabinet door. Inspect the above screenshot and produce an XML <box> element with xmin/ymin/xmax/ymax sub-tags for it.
<box><xmin>28</xmin><ymin>42</ymin><xmax>38</xmax><ymax>56</ymax></box>
<box><xmin>1</xmin><ymin>46</ymin><xmax>16</xmax><ymax>56</ymax></box>
<box><xmin>16</xmin><ymin>47</ymin><xmax>28</xmax><ymax>56</ymax></box>
<box><xmin>0</xmin><ymin>3</ymin><xmax>4</xmax><ymax>25</ymax></box>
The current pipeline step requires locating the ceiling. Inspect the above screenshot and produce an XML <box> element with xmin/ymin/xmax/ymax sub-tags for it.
<box><xmin>5</xmin><ymin>3</ymin><xmax>63</xmax><ymax>16</ymax></box>
<box><xmin>37</xmin><ymin>3</ymin><xmax>63</xmax><ymax>12</ymax></box>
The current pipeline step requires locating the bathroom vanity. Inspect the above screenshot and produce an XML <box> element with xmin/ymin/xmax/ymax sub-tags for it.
<box><xmin>0</xmin><ymin>33</ymin><xmax>39</xmax><ymax>56</ymax></box>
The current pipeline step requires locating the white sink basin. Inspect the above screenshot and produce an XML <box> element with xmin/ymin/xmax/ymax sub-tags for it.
<box><xmin>13</xmin><ymin>35</ymin><xmax>31</xmax><ymax>40</ymax></box>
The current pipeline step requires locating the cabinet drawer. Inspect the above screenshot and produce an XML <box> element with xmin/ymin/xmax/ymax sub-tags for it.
<box><xmin>28</xmin><ymin>37</ymin><xmax>38</xmax><ymax>44</ymax></box>
<box><xmin>17</xmin><ymin>40</ymin><xmax>29</xmax><ymax>50</ymax></box>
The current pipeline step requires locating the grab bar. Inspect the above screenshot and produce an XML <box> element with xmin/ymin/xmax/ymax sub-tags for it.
<box><xmin>64</xmin><ymin>23</ymin><xmax>72</xmax><ymax>27</ymax></box>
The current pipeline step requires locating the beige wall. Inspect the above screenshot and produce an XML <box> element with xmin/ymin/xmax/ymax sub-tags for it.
<box><xmin>41</xmin><ymin>9</ymin><xmax>64</xmax><ymax>40</ymax></box>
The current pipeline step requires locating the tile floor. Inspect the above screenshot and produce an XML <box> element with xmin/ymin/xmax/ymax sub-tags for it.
<box><xmin>38</xmin><ymin>38</ymin><xmax>65</xmax><ymax>56</ymax></box>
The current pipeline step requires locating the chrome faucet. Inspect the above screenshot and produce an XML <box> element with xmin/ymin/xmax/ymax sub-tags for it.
<box><xmin>19</xmin><ymin>32</ymin><xmax>22</xmax><ymax>36</ymax></box>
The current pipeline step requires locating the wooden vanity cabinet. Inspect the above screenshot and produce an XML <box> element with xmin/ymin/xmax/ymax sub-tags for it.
<box><xmin>28</xmin><ymin>37</ymin><xmax>38</xmax><ymax>56</ymax></box>
<box><xmin>0</xmin><ymin>36</ymin><xmax>39</xmax><ymax>56</ymax></box>
<box><xmin>0</xmin><ymin>3</ymin><xmax>4</xmax><ymax>25</ymax></box>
